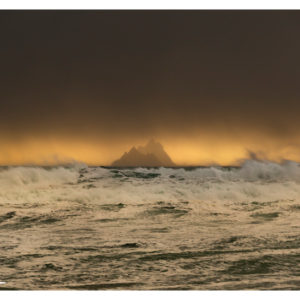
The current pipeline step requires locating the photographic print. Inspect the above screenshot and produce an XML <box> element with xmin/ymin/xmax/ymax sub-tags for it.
<box><xmin>1</xmin><ymin>9</ymin><xmax>300</xmax><ymax>290</ymax></box>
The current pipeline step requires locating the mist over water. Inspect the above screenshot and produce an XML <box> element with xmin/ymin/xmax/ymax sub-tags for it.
<box><xmin>1</xmin><ymin>160</ymin><xmax>300</xmax><ymax>289</ymax></box>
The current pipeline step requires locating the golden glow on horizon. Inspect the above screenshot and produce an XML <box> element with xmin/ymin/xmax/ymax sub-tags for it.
<box><xmin>0</xmin><ymin>135</ymin><xmax>300</xmax><ymax>166</ymax></box>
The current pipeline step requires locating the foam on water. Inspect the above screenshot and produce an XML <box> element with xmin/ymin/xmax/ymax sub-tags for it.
<box><xmin>0</xmin><ymin>166</ymin><xmax>78</xmax><ymax>188</ymax></box>
<box><xmin>0</xmin><ymin>160</ymin><xmax>300</xmax><ymax>289</ymax></box>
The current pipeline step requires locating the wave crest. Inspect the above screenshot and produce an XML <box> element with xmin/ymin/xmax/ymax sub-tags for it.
<box><xmin>0</xmin><ymin>166</ymin><xmax>79</xmax><ymax>188</ymax></box>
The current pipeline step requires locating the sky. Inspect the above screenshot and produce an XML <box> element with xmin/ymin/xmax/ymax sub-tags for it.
<box><xmin>1</xmin><ymin>10</ymin><xmax>300</xmax><ymax>166</ymax></box>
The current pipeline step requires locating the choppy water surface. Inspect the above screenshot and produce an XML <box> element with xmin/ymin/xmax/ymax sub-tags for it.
<box><xmin>1</xmin><ymin>160</ymin><xmax>300</xmax><ymax>290</ymax></box>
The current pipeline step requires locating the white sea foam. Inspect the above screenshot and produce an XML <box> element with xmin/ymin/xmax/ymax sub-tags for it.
<box><xmin>0</xmin><ymin>166</ymin><xmax>78</xmax><ymax>188</ymax></box>
<box><xmin>1</xmin><ymin>160</ymin><xmax>300</xmax><ymax>289</ymax></box>
<box><xmin>0</xmin><ymin>160</ymin><xmax>299</xmax><ymax>209</ymax></box>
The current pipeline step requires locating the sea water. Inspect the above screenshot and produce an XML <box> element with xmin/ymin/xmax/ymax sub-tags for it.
<box><xmin>1</xmin><ymin>160</ymin><xmax>300</xmax><ymax>290</ymax></box>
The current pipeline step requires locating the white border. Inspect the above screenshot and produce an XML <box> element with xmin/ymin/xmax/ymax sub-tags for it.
<box><xmin>1</xmin><ymin>3</ymin><xmax>300</xmax><ymax>300</ymax></box>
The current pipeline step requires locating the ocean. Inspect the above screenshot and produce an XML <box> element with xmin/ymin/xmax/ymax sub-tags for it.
<box><xmin>1</xmin><ymin>160</ymin><xmax>300</xmax><ymax>290</ymax></box>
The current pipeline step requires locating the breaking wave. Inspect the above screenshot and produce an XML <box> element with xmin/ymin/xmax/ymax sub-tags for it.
<box><xmin>1</xmin><ymin>159</ymin><xmax>300</xmax><ymax>289</ymax></box>
<box><xmin>0</xmin><ymin>159</ymin><xmax>299</xmax><ymax>207</ymax></box>
<box><xmin>0</xmin><ymin>159</ymin><xmax>299</xmax><ymax>188</ymax></box>
<box><xmin>0</xmin><ymin>166</ymin><xmax>78</xmax><ymax>188</ymax></box>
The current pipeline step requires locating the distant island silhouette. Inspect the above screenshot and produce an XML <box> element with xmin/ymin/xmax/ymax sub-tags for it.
<box><xmin>111</xmin><ymin>139</ymin><xmax>176</xmax><ymax>167</ymax></box>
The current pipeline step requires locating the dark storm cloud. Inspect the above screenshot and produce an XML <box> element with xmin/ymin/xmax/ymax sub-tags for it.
<box><xmin>1</xmin><ymin>10</ymin><xmax>300</xmax><ymax>141</ymax></box>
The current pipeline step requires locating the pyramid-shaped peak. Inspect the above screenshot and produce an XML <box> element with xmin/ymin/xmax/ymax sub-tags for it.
<box><xmin>128</xmin><ymin>146</ymin><xmax>139</xmax><ymax>153</ymax></box>
<box><xmin>139</xmin><ymin>139</ymin><xmax>165</xmax><ymax>151</ymax></box>
<box><xmin>137</xmin><ymin>139</ymin><xmax>176</xmax><ymax>166</ymax></box>
<box><xmin>111</xmin><ymin>140</ymin><xmax>176</xmax><ymax>167</ymax></box>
